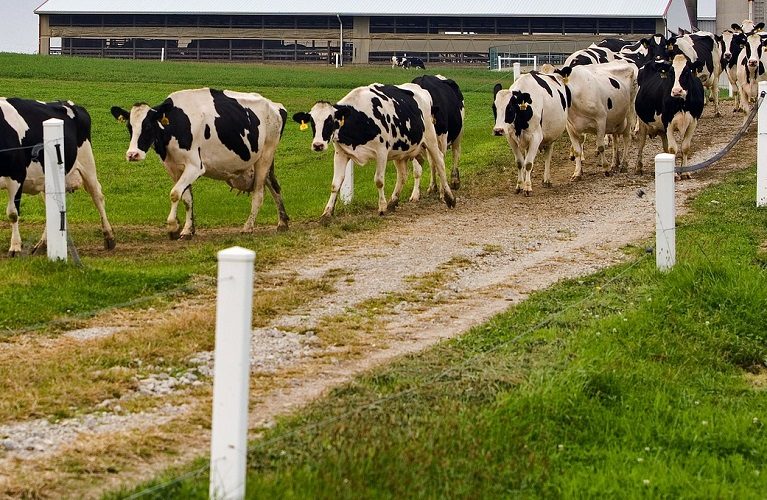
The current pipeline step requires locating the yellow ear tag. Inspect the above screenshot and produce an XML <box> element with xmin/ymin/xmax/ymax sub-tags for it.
<box><xmin>117</xmin><ymin>115</ymin><xmax>125</xmax><ymax>123</ymax></box>
<box><xmin>160</xmin><ymin>115</ymin><xmax>170</xmax><ymax>126</ymax></box>
<box><xmin>519</xmin><ymin>102</ymin><xmax>529</xmax><ymax>110</ymax></box>
<box><xmin>299</xmin><ymin>120</ymin><xmax>309</xmax><ymax>131</ymax></box>
<box><xmin>339</xmin><ymin>117</ymin><xmax>345</xmax><ymax>127</ymax></box>
<box><xmin>562</xmin><ymin>76</ymin><xmax>569</xmax><ymax>84</ymax></box>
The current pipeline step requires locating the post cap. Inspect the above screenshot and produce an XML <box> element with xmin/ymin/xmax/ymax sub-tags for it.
<box><xmin>217</xmin><ymin>246</ymin><xmax>256</xmax><ymax>263</ymax></box>
<box><xmin>43</xmin><ymin>118</ymin><xmax>64</xmax><ymax>126</ymax></box>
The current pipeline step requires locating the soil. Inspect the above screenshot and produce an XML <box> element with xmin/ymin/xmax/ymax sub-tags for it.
<box><xmin>0</xmin><ymin>99</ymin><xmax>757</xmax><ymax>498</ymax></box>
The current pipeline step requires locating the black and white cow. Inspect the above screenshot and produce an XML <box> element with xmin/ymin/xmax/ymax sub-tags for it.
<box><xmin>111</xmin><ymin>87</ymin><xmax>289</xmax><ymax>239</ymax></box>
<box><xmin>667</xmin><ymin>31</ymin><xmax>722</xmax><ymax>115</ymax></box>
<box><xmin>292</xmin><ymin>83</ymin><xmax>455</xmax><ymax>221</ymax></box>
<box><xmin>411</xmin><ymin>74</ymin><xmax>464</xmax><ymax>192</ymax></box>
<box><xmin>492</xmin><ymin>71</ymin><xmax>568</xmax><ymax>195</ymax></box>
<box><xmin>717</xmin><ymin>29</ymin><xmax>748</xmax><ymax>112</ymax></box>
<box><xmin>634</xmin><ymin>54</ymin><xmax>705</xmax><ymax>175</ymax></box>
<box><xmin>391</xmin><ymin>55</ymin><xmax>426</xmax><ymax>69</ymax></box>
<box><xmin>0</xmin><ymin>98</ymin><xmax>114</xmax><ymax>256</ymax></box>
<box><xmin>735</xmin><ymin>31</ymin><xmax>767</xmax><ymax>115</ymax></box>
<box><xmin>552</xmin><ymin>61</ymin><xmax>638</xmax><ymax>179</ymax></box>
<box><xmin>564</xmin><ymin>35</ymin><xmax>670</xmax><ymax>69</ymax></box>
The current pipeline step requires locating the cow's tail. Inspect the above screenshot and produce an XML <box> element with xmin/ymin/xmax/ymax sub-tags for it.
<box><xmin>68</xmin><ymin>102</ymin><xmax>93</xmax><ymax>145</ymax></box>
<box><xmin>267</xmin><ymin>160</ymin><xmax>282</xmax><ymax>194</ymax></box>
<box><xmin>278</xmin><ymin>107</ymin><xmax>288</xmax><ymax>138</ymax></box>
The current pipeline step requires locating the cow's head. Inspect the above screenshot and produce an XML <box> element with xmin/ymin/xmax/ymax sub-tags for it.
<box><xmin>719</xmin><ymin>30</ymin><xmax>746</xmax><ymax>62</ymax></box>
<box><xmin>111</xmin><ymin>101</ymin><xmax>172</xmax><ymax>161</ymax></box>
<box><xmin>640</xmin><ymin>34</ymin><xmax>671</xmax><ymax>62</ymax></box>
<box><xmin>733</xmin><ymin>21</ymin><xmax>764</xmax><ymax>34</ymax></box>
<box><xmin>292</xmin><ymin>101</ymin><xmax>350</xmax><ymax>152</ymax></box>
<box><xmin>739</xmin><ymin>33</ymin><xmax>767</xmax><ymax>71</ymax></box>
<box><xmin>668</xmin><ymin>55</ymin><xmax>704</xmax><ymax>99</ymax></box>
<box><xmin>492</xmin><ymin>83</ymin><xmax>533</xmax><ymax>137</ymax></box>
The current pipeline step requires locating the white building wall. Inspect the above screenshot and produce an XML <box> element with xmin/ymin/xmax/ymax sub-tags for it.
<box><xmin>667</xmin><ymin>0</ymin><xmax>693</xmax><ymax>34</ymax></box>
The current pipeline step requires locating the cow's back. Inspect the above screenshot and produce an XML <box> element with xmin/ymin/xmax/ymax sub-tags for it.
<box><xmin>411</xmin><ymin>75</ymin><xmax>464</xmax><ymax>144</ymax></box>
<box><xmin>512</xmin><ymin>72</ymin><xmax>568</xmax><ymax>143</ymax></box>
<box><xmin>567</xmin><ymin>61</ymin><xmax>637</xmax><ymax>132</ymax></box>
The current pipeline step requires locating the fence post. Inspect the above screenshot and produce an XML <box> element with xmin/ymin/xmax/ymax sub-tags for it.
<box><xmin>210</xmin><ymin>246</ymin><xmax>255</xmax><ymax>500</ymax></box>
<box><xmin>655</xmin><ymin>153</ymin><xmax>676</xmax><ymax>271</ymax></box>
<box><xmin>757</xmin><ymin>81</ymin><xmax>767</xmax><ymax>207</ymax></box>
<box><xmin>43</xmin><ymin>118</ymin><xmax>67</xmax><ymax>262</ymax></box>
<box><xmin>513</xmin><ymin>62</ymin><xmax>521</xmax><ymax>81</ymax></box>
<box><xmin>340</xmin><ymin>159</ymin><xmax>354</xmax><ymax>204</ymax></box>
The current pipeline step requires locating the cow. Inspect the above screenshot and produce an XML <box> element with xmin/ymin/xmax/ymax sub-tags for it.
<box><xmin>0</xmin><ymin>98</ymin><xmax>114</xmax><ymax>256</ymax></box>
<box><xmin>717</xmin><ymin>29</ymin><xmax>748</xmax><ymax>112</ymax></box>
<box><xmin>492</xmin><ymin>71</ymin><xmax>568</xmax><ymax>195</ymax></box>
<box><xmin>552</xmin><ymin>60</ymin><xmax>638</xmax><ymax>179</ymax></box>
<box><xmin>564</xmin><ymin>35</ymin><xmax>670</xmax><ymax>69</ymax></box>
<box><xmin>634</xmin><ymin>54</ymin><xmax>705</xmax><ymax>176</ymax></box>
<box><xmin>411</xmin><ymin>74</ymin><xmax>464</xmax><ymax>192</ymax></box>
<box><xmin>667</xmin><ymin>31</ymin><xmax>723</xmax><ymax>116</ymax></box>
<box><xmin>735</xmin><ymin>30</ymin><xmax>767</xmax><ymax>116</ymax></box>
<box><xmin>391</xmin><ymin>55</ymin><xmax>426</xmax><ymax>69</ymax></box>
<box><xmin>291</xmin><ymin>83</ymin><xmax>456</xmax><ymax>222</ymax></box>
<box><xmin>111</xmin><ymin>88</ymin><xmax>289</xmax><ymax>239</ymax></box>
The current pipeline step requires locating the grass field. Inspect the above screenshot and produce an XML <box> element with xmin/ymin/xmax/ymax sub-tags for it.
<box><xmin>0</xmin><ymin>53</ymin><xmax>510</xmax><ymax>332</ymax></box>
<box><xmin>119</xmin><ymin>166</ymin><xmax>767</xmax><ymax>499</ymax></box>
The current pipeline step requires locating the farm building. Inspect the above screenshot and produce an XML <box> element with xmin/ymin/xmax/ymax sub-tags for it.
<box><xmin>35</xmin><ymin>0</ymin><xmax>693</xmax><ymax>65</ymax></box>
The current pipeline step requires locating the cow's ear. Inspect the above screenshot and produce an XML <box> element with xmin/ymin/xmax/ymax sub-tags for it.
<box><xmin>558</xmin><ymin>66</ymin><xmax>572</xmax><ymax>78</ymax></box>
<box><xmin>691</xmin><ymin>60</ymin><xmax>705</xmax><ymax>73</ymax></box>
<box><xmin>732</xmin><ymin>23</ymin><xmax>743</xmax><ymax>32</ymax></box>
<box><xmin>715</xmin><ymin>34</ymin><xmax>722</xmax><ymax>42</ymax></box>
<box><xmin>292</xmin><ymin>112</ymin><xmax>311</xmax><ymax>124</ymax></box>
<box><xmin>757</xmin><ymin>22</ymin><xmax>765</xmax><ymax>32</ymax></box>
<box><xmin>493</xmin><ymin>83</ymin><xmax>503</xmax><ymax>97</ymax></box>
<box><xmin>335</xmin><ymin>105</ymin><xmax>352</xmax><ymax>121</ymax></box>
<box><xmin>110</xmin><ymin>106</ymin><xmax>129</xmax><ymax>123</ymax></box>
<box><xmin>640</xmin><ymin>38</ymin><xmax>649</xmax><ymax>48</ymax></box>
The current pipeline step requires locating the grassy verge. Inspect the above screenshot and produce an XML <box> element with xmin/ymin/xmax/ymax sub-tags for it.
<box><xmin>118</xmin><ymin>166</ymin><xmax>767</xmax><ymax>498</ymax></box>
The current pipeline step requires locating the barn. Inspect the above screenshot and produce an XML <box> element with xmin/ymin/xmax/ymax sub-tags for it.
<box><xmin>35</xmin><ymin>0</ymin><xmax>694</xmax><ymax>65</ymax></box>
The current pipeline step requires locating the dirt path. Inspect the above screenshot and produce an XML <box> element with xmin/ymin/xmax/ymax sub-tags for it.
<box><xmin>0</xmin><ymin>100</ymin><xmax>756</xmax><ymax>497</ymax></box>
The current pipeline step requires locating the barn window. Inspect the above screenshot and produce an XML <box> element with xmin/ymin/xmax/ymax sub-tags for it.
<box><xmin>497</xmin><ymin>18</ymin><xmax>529</xmax><ymax>34</ymax></box>
<box><xmin>530</xmin><ymin>17</ymin><xmax>564</xmax><ymax>34</ymax></box>
<box><xmin>462</xmin><ymin>17</ymin><xmax>497</xmax><ymax>34</ymax></box>
<box><xmin>370</xmin><ymin>16</ymin><xmax>396</xmax><ymax>33</ymax></box>
<box><xmin>597</xmin><ymin>18</ymin><xmax>632</xmax><ymax>34</ymax></box>
<box><xmin>428</xmin><ymin>17</ymin><xmax>462</xmax><ymax>34</ymax></box>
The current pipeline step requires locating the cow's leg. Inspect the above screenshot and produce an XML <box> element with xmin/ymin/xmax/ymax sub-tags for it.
<box><xmin>634</xmin><ymin>125</ymin><xmax>648</xmax><ymax>175</ymax></box>
<box><xmin>388</xmin><ymin>160</ymin><xmax>408</xmax><ymax>212</ymax></box>
<box><xmin>5</xmin><ymin>179</ymin><xmax>22</xmax><ymax>257</ymax></box>
<box><xmin>373</xmin><ymin>153</ymin><xmax>390</xmax><ymax>215</ymax></box>
<box><xmin>679</xmin><ymin>118</ymin><xmax>698</xmax><ymax>179</ymax></box>
<box><xmin>422</xmin><ymin>151</ymin><xmax>437</xmax><ymax>195</ymax></box>
<box><xmin>506</xmin><ymin>138</ymin><xmax>525</xmax><ymax>193</ymax></box>
<box><xmin>321</xmin><ymin>151</ymin><xmax>350</xmax><ymax>224</ymax></box>
<box><xmin>425</xmin><ymin>142</ymin><xmax>456</xmax><ymax>208</ymax></box>
<box><xmin>619</xmin><ymin>127</ymin><xmax>632</xmax><ymax>173</ymax></box>
<box><xmin>738</xmin><ymin>82</ymin><xmax>753</xmax><ymax>118</ymax></box>
<box><xmin>711</xmin><ymin>80</ymin><xmax>721</xmax><ymax>117</ymax></box>
<box><xmin>450</xmin><ymin>136</ymin><xmax>462</xmax><ymax>190</ymax></box>
<box><xmin>541</xmin><ymin>143</ymin><xmax>554</xmax><ymax>188</ymax></box>
<box><xmin>594</xmin><ymin>125</ymin><xmax>610</xmax><ymax>176</ymax></box>
<box><xmin>263</xmin><ymin>160</ymin><xmax>289</xmax><ymax>231</ymax></box>
<box><xmin>567</xmin><ymin>126</ymin><xmax>585</xmax><ymax>181</ymax></box>
<box><xmin>71</xmin><ymin>143</ymin><xmax>115</xmax><ymax>249</ymax></box>
<box><xmin>522</xmin><ymin>135</ymin><xmax>543</xmax><ymax>196</ymax></box>
<box><xmin>242</xmin><ymin>157</ymin><xmax>272</xmax><ymax>233</ymax></box>
<box><xmin>409</xmin><ymin>158</ymin><xmax>423</xmax><ymax>202</ymax></box>
<box><xmin>168</xmin><ymin>163</ymin><xmax>204</xmax><ymax>239</ymax></box>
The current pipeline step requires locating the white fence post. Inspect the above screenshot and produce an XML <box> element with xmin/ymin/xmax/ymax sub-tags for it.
<box><xmin>655</xmin><ymin>153</ymin><xmax>676</xmax><ymax>271</ymax></box>
<box><xmin>161</xmin><ymin>47</ymin><xmax>165</xmax><ymax>61</ymax></box>
<box><xmin>340</xmin><ymin>159</ymin><xmax>354</xmax><ymax>204</ymax></box>
<box><xmin>513</xmin><ymin>62</ymin><xmax>521</xmax><ymax>81</ymax></box>
<box><xmin>43</xmin><ymin>118</ymin><xmax>67</xmax><ymax>262</ymax></box>
<box><xmin>757</xmin><ymin>81</ymin><xmax>767</xmax><ymax>207</ymax></box>
<box><xmin>210</xmin><ymin>246</ymin><xmax>255</xmax><ymax>500</ymax></box>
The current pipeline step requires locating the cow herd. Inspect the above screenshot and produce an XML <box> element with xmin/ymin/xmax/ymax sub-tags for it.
<box><xmin>0</xmin><ymin>21</ymin><xmax>762</xmax><ymax>256</ymax></box>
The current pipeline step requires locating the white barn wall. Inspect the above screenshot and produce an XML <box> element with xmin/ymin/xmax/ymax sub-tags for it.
<box><xmin>667</xmin><ymin>0</ymin><xmax>693</xmax><ymax>34</ymax></box>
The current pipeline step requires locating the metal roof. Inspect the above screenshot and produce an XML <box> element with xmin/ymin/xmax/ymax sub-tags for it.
<box><xmin>35</xmin><ymin>0</ymin><xmax>673</xmax><ymax>17</ymax></box>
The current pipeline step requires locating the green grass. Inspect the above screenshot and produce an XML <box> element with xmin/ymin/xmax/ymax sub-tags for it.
<box><xmin>0</xmin><ymin>53</ymin><xmax>512</xmax><ymax>332</ymax></box>
<box><xmin>117</xmin><ymin>166</ymin><xmax>767</xmax><ymax>498</ymax></box>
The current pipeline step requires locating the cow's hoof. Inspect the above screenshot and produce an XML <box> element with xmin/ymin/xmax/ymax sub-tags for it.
<box><xmin>168</xmin><ymin>230</ymin><xmax>181</xmax><ymax>240</ymax></box>
<box><xmin>443</xmin><ymin>193</ymin><xmax>456</xmax><ymax>209</ymax></box>
<box><xmin>524</xmin><ymin>190</ymin><xmax>532</xmax><ymax>197</ymax></box>
<box><xmin>7</xmin><ymin>250</ymin><xmax>20</xmax><ymax>258</ymax></box>
<box><xmin>31</xmin><ymin>242</ymin><xmax>44</xmax><ymax>255</ymax></box>
<box><xmin>408</xmin><ymin>195</ymin><xmax>420</xmax><ymax>203</ymax></box>
<box><xmin>104</xmin><ymin>237</ymin><xmax>116</xmax><ymax>250</ymax></box>
<box><xmin>569</xmin><ymin>155</ymin><xmax>576</xmax><ymax>161</ymax></box>
<box><xmin>386</xmin><ymin>200</ymin><xmax>398</xmax><ymax>213</ymax></box>
<box><xmin>276</xmin><ymin>223</ymin><xmax>289</xmax><ymax>232</ymax></box>
<box><xmin>543</xmin><ymin>181</ymin><xmax>552</xmax><ymax>188</ymax></box>
<box><xmin>619</xmin><ymin>166</ymin><xmax>628</xmax><ymax>173</ymax></box>
<box><xmin>319</xmin><ymin>214</ymin><xmax>332</xmax><ymax>226</ymax></box>
<box><xmin>450</xmin><ymin>179</ymin><xmax>461</xmax><ymax>190</ymax></box>
<box><xmin>715</xmin><ymin>112</ymin><xmax>722</xmax><ymax>118</ymax></box>
<box><xmin>179</xmin><ymin>233</ymin><xmax>194</xmax><ymax>241</ymax></box>
<box><xmin>426</xmin><ymin>186</ymin><xmax>436</xmax><ymax>196</ymax></box>
<box><xmin>571</xmin><ymin>175</ymin><xmax>582</xmax><ymax>182</ymax></box>
<box><xmin>604</xmin><ymin>171</ymin><xmax>613</xmax><ymax>177</ymax></box>
<box><xmin>515</xmin><ymin>187</ymin><xmax>523</xmax><ymax>194</ymax></box>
